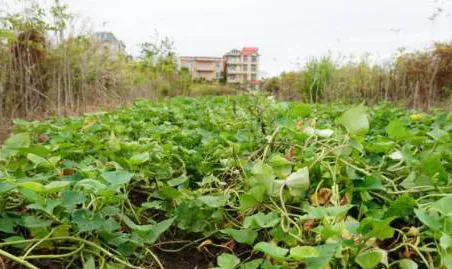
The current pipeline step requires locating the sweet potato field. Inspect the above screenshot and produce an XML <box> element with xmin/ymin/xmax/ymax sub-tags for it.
<box><xmin>0</xmin><ymin>96</ymin><xmax>451</xmax><ymax>269</ymax></box>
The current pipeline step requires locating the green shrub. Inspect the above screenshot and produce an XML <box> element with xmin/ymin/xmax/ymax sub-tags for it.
<box><xmin>303</xmin><ymin>56</ymin><xmax>335</xmax><ymax>103</ymax></box>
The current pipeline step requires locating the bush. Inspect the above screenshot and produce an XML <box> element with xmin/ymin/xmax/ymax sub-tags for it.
<box><xmin>303</xmin><ymin>56</ymin><xmax>335</xmax><ymax>103</ymax></box>
<box><xmin>190</xmin><ymin>83</ymin><xmax>239</xmax><ymax>97</ymax></box>
<box><xmin>267</xmin><ymin>42</ymin><xmax>452</xmax><ymax>109</ymax></box>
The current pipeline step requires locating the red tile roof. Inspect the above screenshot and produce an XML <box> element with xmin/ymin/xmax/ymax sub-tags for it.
<box><xmin>241</xmin><ymin>47</ymin><xmax>258</xmax><ymax>55</ymax></box>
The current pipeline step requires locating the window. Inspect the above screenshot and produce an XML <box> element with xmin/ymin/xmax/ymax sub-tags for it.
<box><xmin>242</xmin><ymin>65</ymin><xmax>248</xmax><ymax>71</ymax></box>
<box><xmin>228</xmin><ymin>74</ymin><xmax>236</xmax><ymax>80</ymax></box>
<box><xmin>251</xmin><ymin>65</ymin><xmax>257</xmax><ymax>72</ymax></box>
<box><xmin>251</xmin><ymin>56</ymin><xmax>257</xmax><ymax>62</ymax></box>
<box><xmin>216</xmin><ymin>62</ymin><xmax>220</xmax><ymax>68</ymax></box>
<box><xmin>243</xmin><ymin>55</ymin><xmax>248</xmax><ymax>62</ymax></box>
<box><xmin>251</xmin><ymin>74</ymin><xmax>257</xmax><ymax>80</ymax></box>
<box><xmin>228</xmin><ymin>65</ymin><xmax>236</xmax><ymax>71</ymax></box>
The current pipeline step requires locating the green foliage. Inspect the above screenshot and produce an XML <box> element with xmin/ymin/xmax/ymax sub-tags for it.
<box><xmin>190</xmin><ymin>83</ymin><xmax>238</xmax><ymax>97</ymax></box>
<box><xmin>265</xmin><ymin>45</ymin><xmax>452</xmax><ymax>108</ymax></box>
<box><xmin>0</xmin><ymin>95</ymin><xmax>451</xmax><ymax>268</ymax></box>
<box><xmin>339</xmin><ymin>104</ymin><xmax>369</xmax><ymax>135</ymax></box>
<box><xmin>303</xmin><ymin>56</ymin><xmax>335</xmax><ymax>103</ymax></box>
<box><xmin>355</xmin><ymin>249</ymin><xmax>384</xmax><ymax>269</ymax></box>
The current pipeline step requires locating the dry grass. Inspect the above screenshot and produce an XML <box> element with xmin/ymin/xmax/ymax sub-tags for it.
<box><xmin>263</xmin><ymin>41</ymin><xmax>452</xmax><ymax>109</ymax></box>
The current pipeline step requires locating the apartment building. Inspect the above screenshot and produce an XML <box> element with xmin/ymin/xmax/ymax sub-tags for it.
<box><xmin>223</xmin><ymin>47</ymin><xmax>260</xmax><ymax>86</ymax></box>
<box><xmin>179</xmin><ymin>56</ymin><xmax>224</xmax><ymax>81</ymax></box>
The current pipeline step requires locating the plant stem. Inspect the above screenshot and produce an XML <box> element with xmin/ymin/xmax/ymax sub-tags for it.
<box><xmin>0</xmin><ymin>249</ymin><xmax>40</xmax><ymax>269</ymax></box>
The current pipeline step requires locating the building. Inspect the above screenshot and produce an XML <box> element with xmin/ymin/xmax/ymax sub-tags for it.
<box><xmin>92</xmin><ymin>32</ymin><xmax>126</xmax><ymax>55</ymax></box>
<box><xmin>179</xmin><ymin>47</ymin><xmax>260</xmax><ymax>87</ymax></box>
<box><xmin>223</xmin><ymin>47</ymin><xmax>260</xmax><ymax>87</ymax></box>
<box><xmin>179</xmin><ymin>56</ymin><xmax>224</xmax><ymax>81</ymax></box>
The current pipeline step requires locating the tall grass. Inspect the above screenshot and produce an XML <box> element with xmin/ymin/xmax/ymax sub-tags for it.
<box><xmin>0</xmin><ymin>1</ymin><xmax>197</xmax><ymax>130</ymax></box>
<box><xmin>303</xmin><ymin>56</ymin><xmax>335</xmax><ymax>103</ymax></box>
<box><xmin>264</xmin><ymin>42</ymin><xmax>452</xmax><ymax>109</ymax></box>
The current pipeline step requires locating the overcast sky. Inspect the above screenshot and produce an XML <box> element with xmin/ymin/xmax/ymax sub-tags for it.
<box><xmin>5</xmin><ymin>0</ymin><xmax>452</xmax><ymax>76</ymax></box>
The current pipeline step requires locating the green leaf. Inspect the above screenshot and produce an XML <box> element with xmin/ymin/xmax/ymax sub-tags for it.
<box><xmin>290</xmin><ymin>246</ymin><xmax>320</xmax><ymax>260</ymax></box>
<box><xmin>120</xmin><ymin>214</ymin><xmax>174</xmax><ymax>244</ymax></box>
<box><xmin>385</xmin><ymin>194</ymin><xmax>416</xmax><ymax>219</ymax></box>
<box><xmin>253</xmin><ymin>242</ymin><xmax>289</xmax><ymax>260</ymax></box>
<box><xmin>141</xmin><ymin>201</ymin><xmax>163</xmax><ymax>210</ymax></box>
<box><xmin>160</xmin><ymin>185</ymin><xmax>183</xmax><ymax>200</ymax></box>
<box><xmin>353</xmin><ymin>175</ymin><xmax>384</xmax><ymax>191</ymax></box>
<box><xmin>421</xmin><ymin>155</ymin><xmax>447</xmax><ymax>184</ymax></box>
<box><xmin>19</xmin><ymin>216</ymin><xmax>52</xmax><ymax>229</ymax></box>
<box><xmin>120</xmin><ymin>214</ymin><xmax>156</xmax><ymax>232</ymax></box>
<box><xmin>27</xmin><ymin>153</ymin><xmax>48</xmax><ymax>167</ymax></box>
<box><xmin>414</xmin><ymin>208</ymin><xmax>442</xmax><ymax>230</ymax></box>
<box><xmin>16</xmin><ymin>145</ymin><xmax>50</xmax><ymax>157</ymax></box>
<box><xmin>248</xmin><ymin>161</ymin><xmax>275</xmax><ymax>195</ymax></box>
<box><xmin>427</xmin><ymin>128</ymin><xmax>448</xmax><ymax>141</ymax></box>
<box><xmin>62</xmin><ymin>191</ymin><xmax>86</xmax><ymax>210</ymax></box>
<box><xmin>239</xmin><ymin>194</ymin><xmax>259</xmax><ymax>212</ymax></box>
<box><xmin>430</xmin><ymin>195</ymin><xmax>452</xmax><ymax>215</ymax></box>
<box><xmin>3</xmin><ymin>236</ymin><xmax>27</xmax><ymax>249</ymax></box>
<box><xmin>3</xmin><ymin>133</ymin><xmax>31</xmax><ymax>148</ymax></box>
<box><xmin>283</xmin><ymin>167</ymin><xmax>310</xmax><ymax>197</ymax></box>
<box><xmin>292</xmin><ymin>103</ymin><xmax>311</xmax><ymax>117</ymax></box>
<box><xmin>339</xmin><ymin>105</ymin><xmax>369</xmax><ymax>135</ymax></box>
<box><xmin>198</xmin><ymin>194</ymin><xmax>229</xmax><ymax>208</ymax></box>
<box><xmin>440</xmin><ymin>233</ymin><xmax>452</xmax><ymax>250</ymax></box>
<box><xmin>398</xmin><ymin>259</ymin><xmax>418</xmax><ymax>269</ymax></box>
<box><xmin>270</xmin><ymin>155</ymin><xmax>292</xmax><ymax>178</ymax></box>
<box><xmin>142</xmin><ymin>217</ymin><xmax>176</xmax><ymax>244</ymax></box>
<box><xmin>108</xmin><ymin>132</ymin><xmax>121</xmax><ymax>152</ymax></box>
<box><xmin>355</xmin><ymin>250</ymin><xmax>383</xmax><ymax>269</ymax></box>
<box><xmin>0</xmin><ymin>182</ymin><xmax>15</xmax><ymax>194</ymax></box>
<box><xmin>167</xmin><ymin>175</ymin><xmax>189</xmax><ymax>187</ymax></box>
<box><xmin>83</xmin><ymin>256</ymin><xmax>96</xmax><ymax>269</ymax></box>
<box><xmin>44</xmin><ymin>181</ymin><xmax>71</xmax><ymax>193</ymax></box>
<box><xmin>128</xmin><ymin>152</ymin><xmax>150</xmax><ymax>165</ymax></box>
<box><xmin>305</xmin><ymin>205</ymin><xmax>353</xmax><ymax>219</ymax></box>
<box><xmin>102</xmin><ymin>206</ymin><xmax>121</xmax><ymax>216</ymax></box>
<box><xmin>244</xmin><ymin>212</ymin><xmax>280</xmax><ymax>229</ymax></box>
<box><xmin>27</xmin><ymin>200</ymin><xmax>61</xmax><ymax>215</ymax></box>
<box><xmin>53</xmin><ymin>224</ymin><xmax>71</xmax><ymax>237</ymax></box>
<box><xmin>221</xmin><ymin>228</ymin><xmax>258</xmax><ymax>245</ymax></box>
<box><xmin>101</xmin><ymin>170</ymin><xmax>134</xmax><ymax>186</ymax></box>
<box><xmin>401</xmin><ymin>172</ymin><xmax>417</xmax><ymax>189</ymax></box>
<box><xmin>442</xmin><ymin>252</ymin><xmax>452</xmax><ymax>269</ymax></box>
<box><xmin>72</xmin><ymin>210</ymin><xmax>104</xmax><ymax>233</ymax></box>
<box><xmin>249</xmin><ymin>185</ymin><xmax>267</xmax><ymax>202</ymax></box>
<box><xmin>17</xmin><ymin>182</ymin><xmax>45</xmax><ymax>193</ymax></box>
<box><xmin>305</xmin><ymin>244</ymin><xmax>338</xmax><ymax>269</ymax></box>
<box><xmin>0</xmin><ymin>215</ymin><xmax>16</xmax><ymax>234</ymax></box>
<box><xmin>386</xmin><ymin>119</ymin><xmax>409</xmax><ymax>140</ymax></box>
<box><xmin>270</xmin><ymin>226</ymin><xmax>298</xmax><ymax>246</ymax></box>
<box><xmin>358</xmin><ymin>218</ymin><xmax>394</xmax><ymax>240</ymax></box>
<box><xmin>75</xmin><ymin>179</ymin><xmax>107</xmax><ymax>193</ymax></box>
<box><xmin>240</xmin><ymin>259</ymin><xmax>263</xmax><ymax>269</ymax></box>
<box><xmin>217</xmin><ymin>253</ymin><xmax>240</xmax><ymax>269</ymax></box>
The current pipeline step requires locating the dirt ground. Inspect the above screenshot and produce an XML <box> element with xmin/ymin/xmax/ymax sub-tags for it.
<box><xmin>158</xmin><ymin>250</ymin><xmax>215</xmax><ymax>269</ymax></box>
